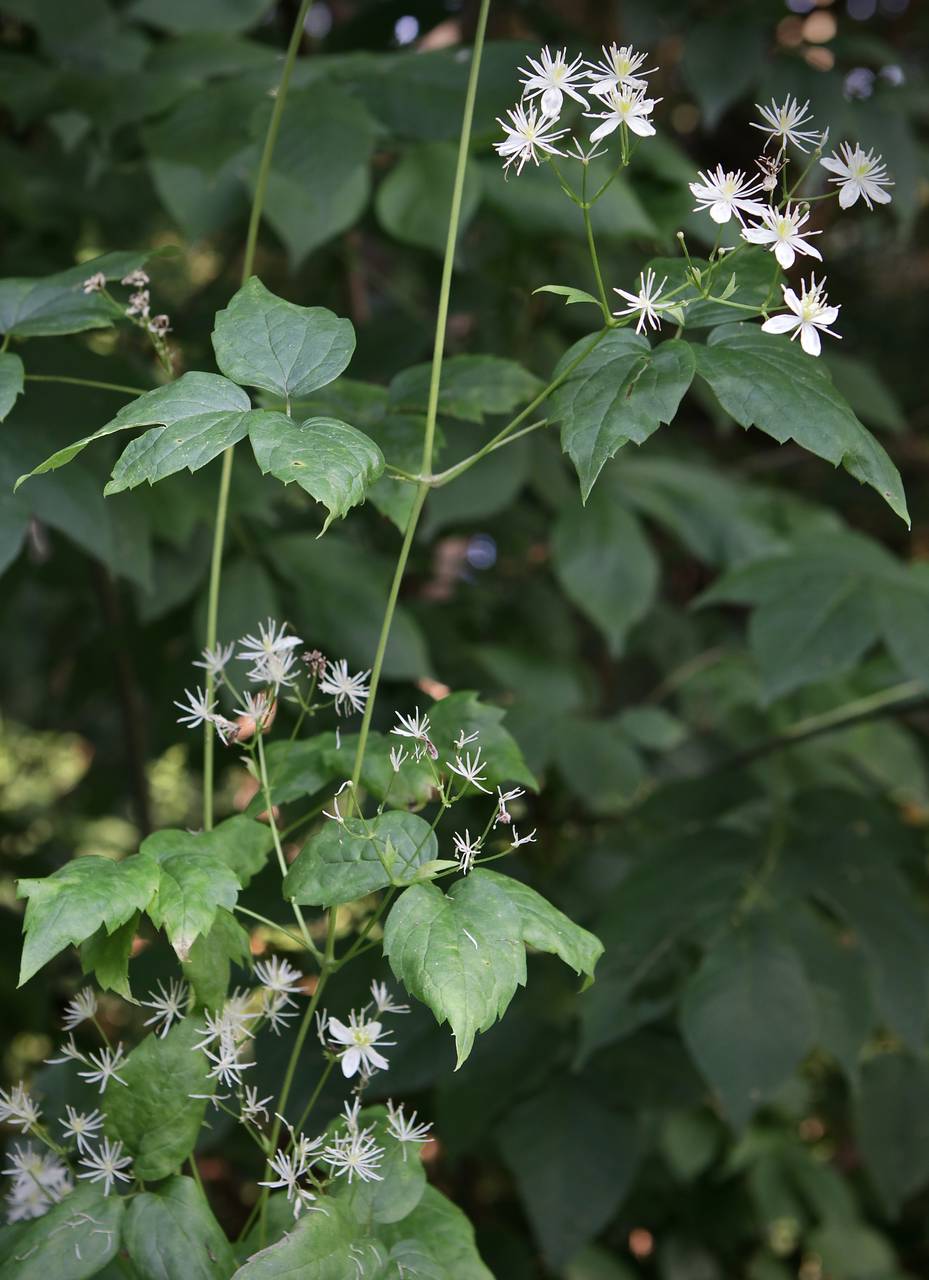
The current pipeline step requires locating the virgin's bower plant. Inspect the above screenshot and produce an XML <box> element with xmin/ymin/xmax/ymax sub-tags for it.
<box><xmin>1</xmin><ymin>1</ymin><xmax>928</xmax><ymax>1277</ymax></box>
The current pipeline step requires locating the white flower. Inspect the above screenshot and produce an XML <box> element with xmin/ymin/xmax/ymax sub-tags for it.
<box><xmin>494</xmin><ymin>785</ymin><xmax>524</xmax><ymax>825</ymax></box>
<box><xmin>258</xmin><ymin>1146</ymin><xmax>320</xmax><ymax>1219</ymax></box>
<box><xmin>203</xmin><ymin>1038</ymin><xmax>254</xmax><ymax>1088</ymax></box>
<box><xmin>585</xmin><ymin>43</ymin><xmax>656</xmax><ymax>96</ymax></box>
<box><xmin>327</xmin><ymin>1012</ymin><xmax>395</xmax><ymax>1078</ymax></box>
<box><xmin>193</xmin><ymin>642</ymin><xmax>235</xmax><ymax>681</ymax></box>
<box><xmin>323</xmin><ymin>1127</ymin><xmax>384</xmax><ymax>1183</ymax></box>
<box><xmin>78</xmin><ymin>1137</ymin><xmax>133</xmax><ymax>1196</ymax></box>
<box><xmin>45</xmin><ymin>1034</ymin><xmax>87</xmax><ymax>1066</ymax></box>
<box><xmin>255</xmin><ymin>956</ymin><xmax>304</xmax><ymax>1002</ymax></box>
<box><xmin>319</xmin><ymin>659</ymin><xmax>371</xmax><ymax>715</ymax></box>
<box><xmin>82</xmin><ymin>271</ymin><xmax>107</xmax><ymax>294</ymax></box>
<box><xmin>586</xmin><ymin>85</ymin><xmax>659</xmax><ymax>142</ymax></box>
<box><xmin>741</xmin><ymin>202</ymin><xmax>823</xmax><ymax>269</ymax></box>
<box><xmin>494</xmin><ymin>102</ymin><xmax>569</xmax><ymax>175</ymax></box>
<box><xmin>240</xmin><ymin>1086</ymin><xmax>273</xmax><ymax>1126</ymax></box>
<box><xmin>446</xmin><ymin>747</ymin><xmax>492</xmax><ymax>794</ymax></box>
<box><xmin>370</xmin><ymin>980</ymin><xmax>410</xmax><ymax>1015</ymax></box>
<box><xmin>510</xmin><ymin>827</ymin><xmax>537</xmax><ymax>849</ymax></box>
<box><xmin>385</xmin><ymin>1100</ymin><xmax>433</xmax><ymax>1160</ymax></box>
<box><xmin>820</xmin><ymin>141</ymin><xmax>893</xmax><ymax>210</ymax></box>
<box><xmin>174</xmin><ymin>685</ymin><xmax>217</xmax><ymax>729</ymax></box>
<box><xmin>612</xmin><ymin>268</ymin><xmax>671</xmax><ymax>333</ymax></box>
<box><xmin>62</xmin><ymin>988</ymin><xmax>98</xmax><ymax>1031</ymax></box>
<box><xmin>60</xmin><ymin>1105</ymin><xmax>104</xmax><ymax>1154</ymax></box>
<box><xmin>192</xmin><ymin>995</ymin><xmax>257</xmax><ymax>1051</ymax></box>
<box><xmin>262</xmin><ymin>989</ymin><xmax>298</xmax><ymax>1035</ymax></box>
<box><xmin>518</xmin><ymin>46</ymin><xmax>588</xmax><ymax>118</ymax></box>
<box><xmin>237</xmin><ymin>619</ymin><xmax>302</xmax><ymax>667</ymax></box>
<box><xmin>389</xmin><ymin>745</ymin><xmax>408</xmax><ymax>772</ymax></box>
<box><xmin>391</xmin><ymin>708</ymin><xmax>432</xmax><ymax>745</ymax></box>
<box><xmin>78</xmin><ymin>1045</ymin><xmax>128</xmax><ymax>1093</ymax></box>
<box><xmin>452</xmin><ymin>829</ymin><xmax>482</xmax><ymax>874</ymax></box>
<box><xmin>0</xmin><ymin>1084</ymin><xmax>41</xmax><ymax>1132</ymax></box>
<box><xmin>246</xmin><ymin>647</ymin><xmax>300</xmax><ymax>691</ymax></box>
<box><xmin>761</xmin><ymin>275</ymin><xmax>841</xmax><ymax>357</ymax></box>
<box><xmin>121</xmin><ymin>269</ymin><xmax>149</xmax><ymax>288</ymax></box>
<box><xmin>751</xmin><ymin>96</ymin><xmax>821</xmax><ymax>152</ymax></box>
<box><xmin>689</xmin><ymin>165</ymin><xmax>767</xmax><ymax>225</ymax></box>
<box><xmin>141</xmin><ymin>978</ymin><xmax>188</xmax><ymax>1038</ymax></box>
<box><xmin>3</xmin><ymin>1145</ymin><xmax>70</xmax><ymax>1221</ymax></box>
<box><xmin>233</xmin><ymin>689</ymin><xmax>273</xmax><ymax>727</ymax></box>
<box><xmin>453</xmin><ymin>727</ymin><xmax>479</xmax><ymax>750</ymax></box>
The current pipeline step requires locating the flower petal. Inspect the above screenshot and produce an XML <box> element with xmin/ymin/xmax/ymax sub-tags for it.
<box><xmin>799</xmin><ymin>324</ymin><xmax>821</xmax><ymax>357</ymax></box>
<box><xmin>762</xmin><ymin>315</ymin><xmax>798</xmax><ymax>335</ymax></box>
<box><xmin>709</xmin><ymin>201</ymin><xmax>733</xmax><ymax>224</ymax></box>
<box><xmin>774</xmin><ymin>242</ymin><xmax>795</xmax><ymax>269</ymax></box>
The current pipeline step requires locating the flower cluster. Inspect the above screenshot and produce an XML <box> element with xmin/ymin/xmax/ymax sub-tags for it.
<box><xmin>495</xmin><ymin>42</ymin><xmax>660</xmax><ymax>174</ymax></box>
<box><xmin>175</xmin><ymin>618</ymin><xmax>370</xmax><ymax>746</ymax></box>
<box><xmin>82</xmin><ymin>267</ymin><xmax>173</xmax><ymax>367</ymax></box>
<box><xmin>3</xmin><ymin>1145</ymin><xmax>70</xmax><ymax>1222</ymax></box>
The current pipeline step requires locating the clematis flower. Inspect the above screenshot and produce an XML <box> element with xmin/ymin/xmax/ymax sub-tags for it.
<box><xmin>741</xmin><ymin>203</ymin><xmax>822</xmax><ymax>269</ymax></box>
<box><xmin>761</xmin><ymin>275</ymin><xmax>841</xmax><ymax>357</ymax></box>
<box><xmin>690</xmin><ymin>165</ymin><xmax>767</xmax><ymax>225</ymax></box>
<box><xmin>518</xmin><ymin>46</ymin><xmax>588</xmax><ymax>118</ymax></box>
<box><xmin>751</xmin><ymin>96</ymin><xmax>821</xmax><ymax>152</ymax></box>
<box><xmin>586</xmin><ymin>86</ymin><xmax>659</xmax><ymax>142</ymax></box>
<box><xmin>612</xmin><ymin>268</ymin><xmax>670</xmax><ymax>333</ymax></box>
<box><xmin>820</xmin><ymin>142</ymin><xmax>893</xmax><ymax>210</ymax></box>
<box><xmin>494</xmin><ymin>102</ymin><xmax>569</xmax><ymax>175</ymax></box>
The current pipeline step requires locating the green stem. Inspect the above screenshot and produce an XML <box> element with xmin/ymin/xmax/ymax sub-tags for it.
<box><xmin>188</xmin><ymin>1154</ymin><xmax>206</xmax><ymax>1197</ymax></box>
<box><xmin>202</xmin><ymin>0</ymin><xmax>314</xmax><ymax>831</ymax></box>
<box><xmin>289</xmin><ymin>1058</ymin><xmax>336</xmax><ymax>1144</ymax></box>
<box><xmin>581</xmin><ymin>167</ymin><xmax>611</xmax><ymax>323</ymax></box>
<box><xmin>349</xmin><ymin>0</ymin><xmax>492</xmax><ymax>795</ymax></box>
<box><xmin>233</xmin><ymin>903</ymin><xmax>307</xmax><ymax>949</ymax></box>
<box><xmin>24</xmin><ymin>374</ymin><xmax>148</xmax><ymax>396</ymax></box>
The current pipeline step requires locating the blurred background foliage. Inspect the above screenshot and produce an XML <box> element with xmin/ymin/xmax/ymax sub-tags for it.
<box><xmin>1</xmin><ymin>0</ymin><xmax>929</xmax><ymax>1276</ymax></box>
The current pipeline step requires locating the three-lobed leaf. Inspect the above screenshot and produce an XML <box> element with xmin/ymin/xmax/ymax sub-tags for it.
<box><xmin>211</xmin><ymin>276</ymin><xmax>355</xmax><ymax>401</ymax></box>
<box><xmin>18</xmin><ymin>852</ymin><xmax>159</xmax><ymax>985</ymax></box>
<box><xmin>142</xmin><ymin>828</ymin><xmax>241</xmax><ymax>961</ymax></box>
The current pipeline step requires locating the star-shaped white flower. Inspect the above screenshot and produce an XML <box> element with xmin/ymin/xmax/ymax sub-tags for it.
<box><xmin>741</xmin><ymin>203</ymin><xmax>822</xmax><ymax>269</ymax></box>
<box><xmin>820</xmin><ymin>142</ymin><xmax>893</xmax><ymax>210</ymax></box>
<box><xmin>327</xmin><ymin>1011</ymin><xmax>395</xmax><ymax>1078</ymax></box>
<box><xmin>689</xmin><ymin>165</ymin><xmax>767</xmax><ymax>225</ymax></box>
<box><xmin>174</xmin><ymin>685</ymin><xmax>217</xmax><ymax>730</ymax></box>
<box><xmin>60</xmin><ymin>1105</ymin><xmax>104</xmax><ymax>1154</ymax></box>
<box><xmin>586</xmin><ymin>86</ymin><xmax>659</xmax><ymax>142</ymax></box>
<box><xmin>761</xmin><ymin>275</ymin><xmax>841</xmax><ymax>357</ymax></box>
<box><xmin>518</xmin><ymin>46</ymin><xmax>588</xmax><ymax>118</ymax></box>
<box><xmin>585</xmin><ymin>43</ymin><xmax>656</xmax><ymax>97</ymax></box>
<box><xmin>141</xmin><ymin>978</ymin><xmax>188</xmax><ymax>1038</ymax></box>
<box><xmin>494</xmin><ymin>102</ymin><xmax>569</xmax><ymax>175</ymax></box>
<box><xmin>62</xmin><ymin>987</ymin><xmax>98</xmax><ymax>1031</ymax></box>
<box><xmin>319</xmin><ymin>659</ymin><xmax>371</xmax><ymax>715</ymax></box>
<box><xmin>78</xmin><ymin>1137</ymin><xmax>133</xmax><ymax>1195</ymax></box>
<box><xmin>751</xmin><ymin>96</ymin><xmax>821</xmax><ymax>152</ymax></box>
<box><xmin>386</xmin><ymin>1100</ymin><xmax>433</xmax><ymax>1160</ymax></box>
<box><xmin>612</xmin><ymin>268</ymin><xmax>670</xmax><ymax>333</ymax></box>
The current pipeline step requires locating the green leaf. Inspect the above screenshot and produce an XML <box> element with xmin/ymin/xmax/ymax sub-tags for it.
<box><xmin>550</xmin><ymin>332</ymin><xmax>696</xmax><ymax>499</ymax></box>
<box><xmin>427</xmin><ymin>690</ymin><xmax>538</xmax><ymax>791</ymax></box>
<box><xmin>143</xmin><ymin>829</ymin><xmax>241</xmax><ymax>961</ymax></box>
<box><xmin>285</xmin><ymin>811</ymin><xmax>440</xmax><ymax>907</ymax></box>
<box><xmin>824</xmin><ymin>350</ymin><xmax>907</xmax><ymax>434</ymax></box>
<box><xmin>329</xmin><ymin>1106</ymin><xmax>426</xmax><ymax>1227</ymax></box>
<box><xmin>249</xmin><ymin>87</ymin><xmax>377</xmax><ymax>269</ymax></box>
<box><xmin>319</xmin><ymin>731</ymin><xmax>436</xmax><ymax>809</ymax></box>
<box><xmin>680</xmin><ymin>918</ymin><xmax>817</xmax><ymax>1128</ymax></box>
<box><xmin>104</xmin><ymin>1018</ymin><xmax>213</xmax><ymax>1180</ymax></box>
<box><xmin>130</xmin><ymin>0</ymin><xmax>273</xmax><ymax>33</ymax></box>
<box><xmin>182</xmin><ymin>908</ymin><xmax>250</xmax><ymax>1012</ymax></box>
<box><xmin>855</xmin><ymin>1052</ymin><xmax>929</xmax><ymax>1217</ymax></box>
<box><xmin>248</xmin><ymin>412</ymin><xmax>384</xmax><ymax>532</ymax></box>
<box><xmin>552</xmin><ymin>484</ymin><xmax>658</xmax><ymax>655</ymax></box>
<box><xmin>534</xmin><ymin>284</ymin><xmax>602</xmax><ymax>309</ymax></box>
<box><xmin>388</xmin><ymin>355</ymin><xmax>542</xmax><ymax>423</ymax></box>
<box><xmin>0</xmin><ymin>1184</ymin><xmax>124</xmax><ymax>1280</ymax></box>
<box><xmin>498</xmin><ymin>1081</ymin><xmax>640</xmax><ymax>1267</ymax></box>
<box><xmin>478</xmin><ymin>868</ymin><xmax>603</xmax><ymax>981</ymax></box>
<box><xmin>0</xmin><ymin>351</ymin><xmax>23</xmax><ymax>420</ymax></box>
<box><xmin>152</xmin><ymin>816</ymin><xmax>274</xmax><ymax>889</ymax></box>
<box><xmin>375</xmin><ymin>141</ymin><xmax>482</xmax><ymax>256</ymax></box>
<box><xmin>212</xmin><ymin>278</ymin><xmax>355</xmax><ymax>401</ymax></box>
<box><xmin>555</xmin><ymin>717</ymin><xmax>646</xmax><ymax>815</ymax></box>
<box><xmin>80</xmin><ymin>914</ymin><xmax>139</xmax><ymax>1001</ymax></box>
<box><xmin>232</xmin><ymin>1196</ymin><xmax>358</xmax><ymax>1279</ymax></box>
<box><xmin>378</xmin><ymin>1185</ymin><xmax>493</xmax><ymax>1280</ymax></box>
<box><xmin>18</xmin><ymin>852</ymin><xmax>159</xmax><ymax>985</ymax></box>
<box><xmin>125</xmin><ymin>1175</ymin><xmax>236</xmax><ymax>1280</ymax></box>
<box><xmin>700</xmin><ymin>534</ymin><xmax>887</xmax><ymax>700</ymax></box>
<box><xmin>15</xmin><ymin>372</ymin><xmax>250</xmax><ymax>489</ymax></box>
<box><xmin>0</xmin><ymin>249</ymin><xmax>165</xmax><ymax>338</ymax></box>
<box><xmin>383</xmin><ymin>872</ymin><xmax>527</xmax><ymax>1067</ymax></box>
<box><xmin>693</xmin><ymin>324</ymin><xmax>909</xmax><ymax>525</ymax></box>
